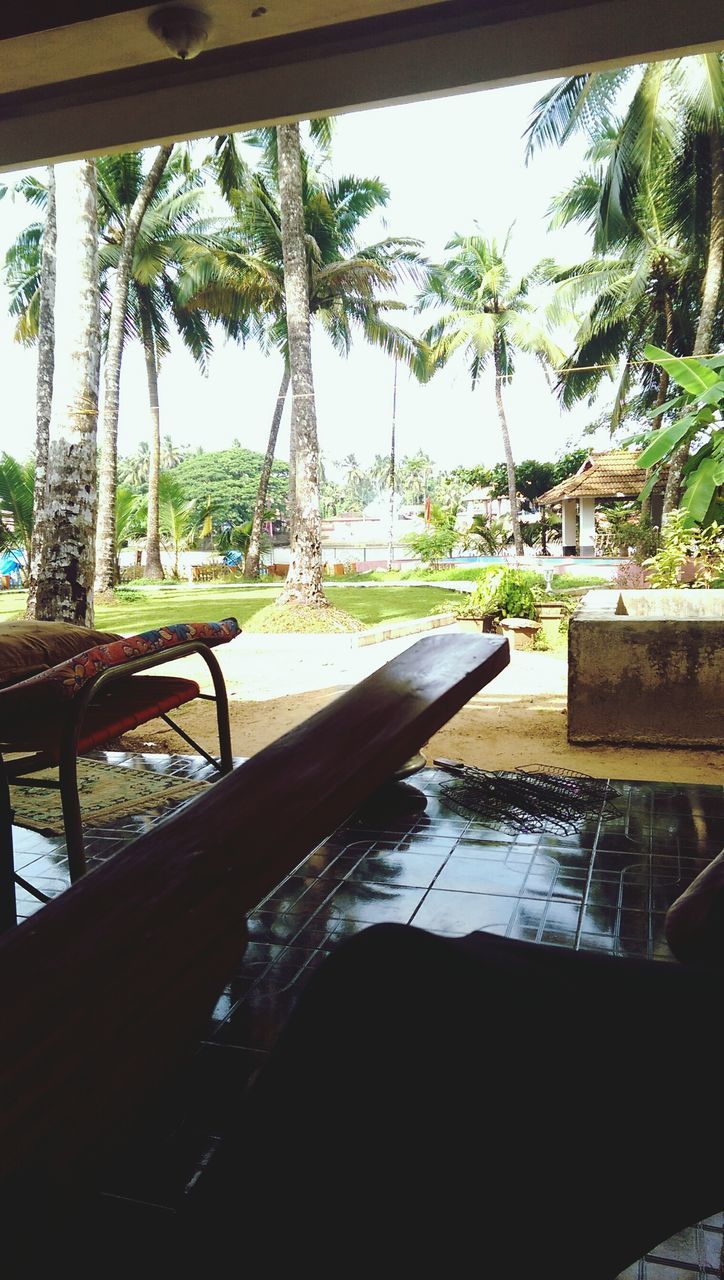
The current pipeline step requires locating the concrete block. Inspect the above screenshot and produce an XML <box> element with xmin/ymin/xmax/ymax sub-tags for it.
<box><xmin>568</xmin><ymin>590</ymin><xmax>724</xmax><ymax>747</ymax></box>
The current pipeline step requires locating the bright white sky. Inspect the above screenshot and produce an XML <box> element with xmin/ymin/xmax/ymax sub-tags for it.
<box><xmin>0</xmin><ymin>79</ymin><xmax>616</xmax><ymax>477</ymax></box>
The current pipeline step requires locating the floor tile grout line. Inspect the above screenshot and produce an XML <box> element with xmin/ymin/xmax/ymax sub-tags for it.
<box><xmin>573</xmin><ymin>786</ymin><xmax>609</xmax><ymax>952</ymax></box>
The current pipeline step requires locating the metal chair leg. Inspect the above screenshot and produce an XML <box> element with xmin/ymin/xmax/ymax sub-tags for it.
<box><xmin>0</xmin><ymin>757</ymin><xmax>17</xmax><ymax>931</ymax></box>
<box><xmin>59</xmin><ymin>741</ymin><xmax>86</xmax><ymax>882</ymax></box>
<box><xmin>214</xmin><ymin>683</ymin><xmax>233</xmax><ymax>775</ymax></box>
<box><xmin>198</xmin><ymin>646</ymin><xmax>233</xmax><ymax>775</ymax></box>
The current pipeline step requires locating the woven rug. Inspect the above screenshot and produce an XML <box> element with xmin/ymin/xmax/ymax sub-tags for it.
<box><xmin>10</xmin><ymin>759</ymin><xmax>209</xmax><ymax>834</ymax></box>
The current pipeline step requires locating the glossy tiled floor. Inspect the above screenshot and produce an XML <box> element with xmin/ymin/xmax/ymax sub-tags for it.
<box><xmin>9</xmin><ymin>753</ymin><xmax>724</xmax><ymax>1275</ymax></box>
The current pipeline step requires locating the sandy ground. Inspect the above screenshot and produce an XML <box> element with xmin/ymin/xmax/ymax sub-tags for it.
<box><xmin>119</xmin><ymin>625</ymin><xmax>723</xmax><ymax>786</ymax></box>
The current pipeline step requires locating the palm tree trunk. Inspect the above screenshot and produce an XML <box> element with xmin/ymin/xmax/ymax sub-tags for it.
<box><xmin>641</xmin><ymin>291</ymin><xmax>673</xmax><ymax>519</ymax></box>
<box><xmin>387</xmin><ymin>354</ymin><xmax>398</xmax><ymax>571</ymax></box>
<box><xmin>245</xmin><ymin>362</ymin><xmax>290</xmax><ymax>579</ymax></box>
<box><xmin>694</xmin><ymin>127</ymin><xmax>723</xmax><ymax>358</ymax></box>
<box><xmin>26</xmin><ymin>166</ymin><xmax>56</xmax><ymax>617</ymax></box>
<box><xmin>275</xmin><ymin>123</ymin><xmax>326</xmax><ymax>608</ymax></box>
<box><xmin>95</xmin><ymin>144</ymin><xmax>173</xmax><ymax>593</ymax></box>
<box><xmin>493</xmin><ymin>345</ymin><xmax>523</xmax><ymax>556</ymax></box>
<box><xmin>139</xmin><ymin>291</ymin><xmax>165</xmax><ymax>580</ymax></box>
<box><xmin>34</xmin><ymin>160</ymin><xmax>100</xmax><ymax>626</ymax></box>
<box><xmin>663</xmin><ymin>125</ymin><xmax>723</xmax><ymax>514</ymax></box>
<box><xmin>652</xmin><ymin>292</ymin><xmax>674</xmax><ymax>428</ymax></box>
<box><xmin>287</xmin><ymin>410</ymin><xmax>297</xmax><ymax>546</ymax></box>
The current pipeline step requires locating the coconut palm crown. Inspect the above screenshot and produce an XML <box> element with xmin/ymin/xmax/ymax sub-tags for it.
<box><xmin>417</xmin><ymin>230</ymin><xmax>563</xmax><ymax>554</ymax></box>
<box><xmin>544</xmin><ymin>127</ymin><xmax>704</xmax><ymax>428</ymax></box>
<box><xmin>183</xmin><ymin>137</ymin><xmax>425</xmax><ymax>577</ymax></box>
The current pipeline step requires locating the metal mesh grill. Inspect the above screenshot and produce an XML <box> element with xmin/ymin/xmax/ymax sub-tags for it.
<box><xmin>434</xmin><ymin>760</ymin><xmax>620</xmax><ymax>834</ymax></box>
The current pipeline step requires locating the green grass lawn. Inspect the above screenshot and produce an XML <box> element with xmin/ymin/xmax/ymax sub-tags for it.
<box><xmin>0</xmin><ymin>590</ymin><xmax>26</xmax><ymax>622</ymax></box>
<box><xmin>0</xmin><ymin>582</ymin><xmax>455</xmax><ymax>633</ymax></box>
<box><xmin>341</xmin><ymin>567</ymin><xmax>609</xmax><ymax>590</ymax></box>
<box><xmin>327</xmin><ymin>586</ymin><xmax>453</xmax><ymax>627</ymax></box>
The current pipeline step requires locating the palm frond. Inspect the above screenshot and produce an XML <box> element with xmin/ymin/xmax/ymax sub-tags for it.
<box><xmin>14</xmin><ymin>174</ymin><xmax>48</xmax><ymax>210</ymax></box>
<box><xmin>213</xmin><ymin>132</ymin><xmax>252</xmax><ymax>202</ymax></box>
<box><xmin>0</xmin><ymin>454</ymin><xmax>34</xmax><ymax>560</ymax></box>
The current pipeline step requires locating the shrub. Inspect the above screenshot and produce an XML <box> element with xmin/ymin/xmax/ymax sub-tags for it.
<box><xmin>403</xmin><ymin>526</ymin><xmax>457</xmax><ymax>568</ymax></box>
<box><xmin>459</xmin><ymin>566</ymin><xmax>544</xmax><ymax>621</ymax></box>
<box><xmin>596</xmin><ymin>504</ymin><xmax>659</xmax><ymax>562</ymax></box>
<box><xmin>643</xmin><ymin>509</ymin><xmax>724</xmax><ymax>588</ymax></box>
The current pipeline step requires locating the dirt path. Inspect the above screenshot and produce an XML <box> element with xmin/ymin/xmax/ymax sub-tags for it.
<box><xmin>119</xmin><ymin>627</ymin><xmax>722</xmax><ymax>786</ymax></box>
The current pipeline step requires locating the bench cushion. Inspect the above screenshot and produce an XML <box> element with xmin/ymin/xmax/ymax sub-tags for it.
<box><xmin>0</xmin><ymin>621</ymin><xmax>121</xmax><ymax>688</ymax></box>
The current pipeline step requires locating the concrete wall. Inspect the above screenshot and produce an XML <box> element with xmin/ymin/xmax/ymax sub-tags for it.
<box><xmin>614</xmin><ymin>589</ymin><xmax>724</xmax><ymax>619</ymax></box>
<box><xmin>568</xmin><ymin>590</ymin><xmax>724</xmax><ymax>747</ymax></box>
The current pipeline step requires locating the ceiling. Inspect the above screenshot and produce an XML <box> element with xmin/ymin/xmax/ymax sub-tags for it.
<box><xmin>0</xmin><ymin>0</ymin><xmax>721</xmax><ymax>170</ymax></box>
<box><xmin>2</xmin><ymin>1</ymin><xmax>450</xmax><ymax>95</ymax></box>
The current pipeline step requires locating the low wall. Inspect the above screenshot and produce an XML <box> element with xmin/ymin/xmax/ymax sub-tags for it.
<box><xmin>568</xmin><ymin>590</ymin><xmax>724</xmax><ymax>747</ymax></box>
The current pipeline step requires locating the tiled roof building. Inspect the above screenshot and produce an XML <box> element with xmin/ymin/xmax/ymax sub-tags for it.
<box><xmin>538</xmin><ymin>451</ymin><xmax>665</xmax><ymax>505</ymax></box>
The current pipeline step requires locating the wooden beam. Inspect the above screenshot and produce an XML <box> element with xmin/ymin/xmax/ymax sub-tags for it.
<box><xmin>0</xmin><ymin>632</ymin><xmax>508</xmax><ymax>1185</ymax></box>
<box><xmin>0</xmin><ymin>0</ymin><xmax>720</xmax><ymax>171</ymax></box>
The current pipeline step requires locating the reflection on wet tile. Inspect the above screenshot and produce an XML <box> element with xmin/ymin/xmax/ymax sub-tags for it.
<box><xmin>450</xmin><ymin>842</ymin><xmax>516</xmax><ymax>862</ymax></box>
<box><xmin>345</xmin><ymin>850</ymin><xmax>450</xmax><ymax>888</ymax></box>
<box><xmin>8</xmin><ymin>754</ymin><xmax>722</xmax><ymax>1274</ymax></box>
<box><xmin>325</xmin><ymin>882</ymin><xmax>427</xmax><ymax>925</ymax></box>
<box><xmin>245</xmin><ymin>911</ymin><xmax>307</xmax><ymax>946</ymax></box>
<box><xmin>411</xmin><ymin>890</ymin><xmax>520</xmax><ymax>936</ymax></box>
<box><xmin>434</xmin><ymin>857</ymin><xmax>531</xmax><ymax>896</ymax></box>
<box><xmin>638</xmin><ymin>1266</ymin><xmax>704</xmax><ymax>1280</ymax></box>
<box><xmin>705</xmin><ymin>1230</ymin><xmax>724</xmax><ymax>1269</ymax></box>
<box><xmin>650</xmin><ymin>1224</ymin><xmax>703</xmax><ymax>1263</ymax></box>
<box><xmin>581</xmin><ymin>905</ymin><xmax>650</xmax><ymax>941</ymax></box>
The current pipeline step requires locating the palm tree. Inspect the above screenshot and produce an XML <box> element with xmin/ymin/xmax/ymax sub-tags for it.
<box><xmin>118</xmin><ymin>441</ymin><xmax>150</xmax><ymax>490</ymax></box>
<box><xmin>114</xmin><ymin>484</ymin><xmax>143</xmax><ymax>579</ymax></box>
<box><xmin>370</xmin><ymin>452</ymin><xmax>393</xmax><ymax>494</ymax></box>
<box><xmin>94</xmin><ymin>144</ymin><xmax>173</xmax><ymax>593</ymax></box>
<box><xmin>95</xmin><ymin>152</ymin><xmax>217</xmax><ymax>580</ymax></box>
<box><xmin>338</xmin><ymin>454</ymin><xmax>367</xmax><ymax>510</ymax></box>
<box><xmin>418</xmin><ymin>232</ymin><xmax>563</xmax><ymax>555</ymax></box>
<box><xmin>3</xmin><ymin>153</ymin><xmax>218</xmax><ymax>586</ymax></box>
<box><xmin>25</xmin><ymin>168</ymin><xmax>56</xmax><ymax>614</ymax></box>
<box><xmin>525</xmin><ymin>53</ymin><xmax>723</xmax><ymax>506</ymax></box>
<box><xmin>137</xmin><ymin>286</ymin><xmax>165</xmax><ymax>578</ymax></box>
<box><xmin>545</xmin><ymin>134</ymin><xmax>697</xmax><ymax>431</ymax></box>
<box><xmin>155</xmin><ymin>472</ymin><xmax>210</xmax><ymax>578</ymax></box>
<box><xmin>0</xmin><ymin>455</ymin><xmax>34</xmax><ymax>575</ymax></box>
<box><xmin>160</xmin><ymin>435</ymin><xmax>187</xmax><ymax>469</ymax></box>
<box><xmin>2</xmin><ymin>169</ymin><xmax>57</xmax><ymax>611</ymax></box>
<box><xmin>465</xmin><ymin>512</ymin><xmax>514</xmax><ymax>555</ymax></box>
<box><xmin>191</xmin><ymin>128</ymin><xmax>423</xmax><ymax>580</ymax></box>
<box><xmin>398</xmin><ymin>451</ymin><xmax>435</xmax><ymax>506</ymax></box>
<box><xmin>387</xmin><ymin>355</ymin><xmax>398</xmax><ymax>571</ymax></box>
<box><xmin>274</xmin><ymin>121</ymin><xmax>325</xmax><ymax>605</ymax></box>
<box><xmin>243</xmin><ymin>364</ymin><xmax>290</xmax><ymax>577</ymax></box>
<box><xmin>33</xmin><ymin>160</ymin><xmax>101</xmax><ymax>625</ymax></box>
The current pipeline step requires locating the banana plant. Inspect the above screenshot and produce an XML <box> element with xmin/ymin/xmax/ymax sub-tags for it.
<box><xmin>634</xmin><ymin>344</ymin><xmax>724</xmax><ymax>524</ymax></box>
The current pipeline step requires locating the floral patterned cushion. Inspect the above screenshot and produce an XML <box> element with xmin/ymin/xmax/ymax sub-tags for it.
<box><xmin>42</xmin><ymin>618</ymin><xmax>241</xmax><ymax>700</ymax></box>
<box><xmin>0</xmin><ymin>619</ymin><xmax>240</xmax><ymax>741</ymax></box>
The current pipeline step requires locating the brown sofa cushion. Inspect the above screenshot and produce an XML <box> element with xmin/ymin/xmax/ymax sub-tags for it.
<box><xmin>0</xmin><ymin>620</ymin><xmax>121</xmax><ymax>688</ymax></box>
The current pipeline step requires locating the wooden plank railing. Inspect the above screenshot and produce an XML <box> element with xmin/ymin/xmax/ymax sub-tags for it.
<box><xmin>0</xmin><ymin>633</ymin><xmax>508</xmax><ymax>1187</ymax></box>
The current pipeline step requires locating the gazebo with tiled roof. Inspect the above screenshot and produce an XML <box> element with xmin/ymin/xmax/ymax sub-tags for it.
<box><xmin>537</xmin><ymin>450</ymin><xmax>664</xmax><ymax>556</ymax></box>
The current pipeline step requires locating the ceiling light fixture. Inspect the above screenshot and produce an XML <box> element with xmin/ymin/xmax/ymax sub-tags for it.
<box><xmin>148</xmin><ymin>5</ymin><xmax>211</xmax><ymax>60</ymax></box>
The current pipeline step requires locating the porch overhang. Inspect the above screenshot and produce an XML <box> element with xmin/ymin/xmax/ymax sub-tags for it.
<box><xmin>0</xmin><ymin>0</ymin><xmax>721</xmax><ymax>171</ymax></box>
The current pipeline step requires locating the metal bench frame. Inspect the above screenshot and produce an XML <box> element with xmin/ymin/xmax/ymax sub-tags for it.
<box><xmin>0</xmin><ymin>640</ymin><xmax>233</xmax><ymax>929</ymax></box>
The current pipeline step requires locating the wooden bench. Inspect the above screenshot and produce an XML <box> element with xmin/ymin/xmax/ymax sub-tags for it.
<box><xmin>0</xmin><ymin>633</ymin><xmax>508</xmax><ymax>1193</ymax></box>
